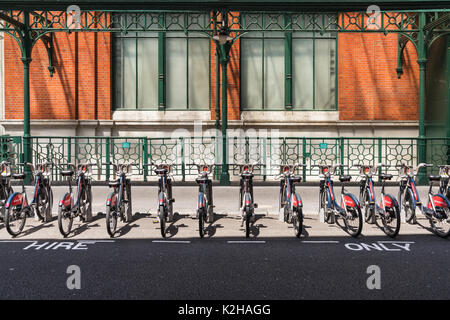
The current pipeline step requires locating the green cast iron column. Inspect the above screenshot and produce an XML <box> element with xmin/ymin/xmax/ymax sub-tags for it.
<box><xmin>284</xmin><ymin>14</ymin><xmax>292</xmax><ymax>109</ymax></box>
<box><xmin>219</xmin><ymin>42</ymin><xmax>231</xmax><ymax>185</ymax></box>
<box><xmin>447</xmin><ymin>35</ymin><xmax>450</xmax><ymax>163</ymax></box>
<box><xmin>22</xmin><ymin>11</ymin><xmax>32</xmax><ymax>183</ymax></box>
<box><xmin>215</xmin><ymin>49</ymin><xmax>220</xmax><ymax>130</ymax></box>
<box><xmin>417</xmin><ymin>12</ymin><xmax>427</xmax><ymax>184</ymax></box>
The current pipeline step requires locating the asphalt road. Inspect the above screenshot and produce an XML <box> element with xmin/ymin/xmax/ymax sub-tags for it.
<box><xmin>0</xmin><ymin>186</ymin><xmax>448</xmax><ymax>300</ymax></box>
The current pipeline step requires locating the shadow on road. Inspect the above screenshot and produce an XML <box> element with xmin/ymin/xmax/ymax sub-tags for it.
<box><xmin>164</xmin><ymin>212</ymin><xmax>189</xmax><ymax>238</ymax></box>
<box><xmin>114</xmin><ymin>212</ymin><xmax>148</xmax><ymax>237</ymax></box>
<box><xmin>69</xmin><ymin>213</ymin><xmax>105</xmax><ymax>238</ymax></box>
<box><xmin>204</xmin><ymin>213</ymin><xmax>225</xmax><ymax>238</ymax></box>
<box><xmin>15</xmin><ymin>216</ymin><xmax>58</xmax><ymax>238</ymax></box>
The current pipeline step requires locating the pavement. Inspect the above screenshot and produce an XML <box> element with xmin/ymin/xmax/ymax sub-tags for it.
<box><xmin>0</xmin><ymin>185</ymin><xmax>448</xmax><ymax>300</ymax></box>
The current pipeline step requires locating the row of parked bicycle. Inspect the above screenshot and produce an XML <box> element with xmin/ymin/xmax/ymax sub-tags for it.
<box><xmin>0</xmin><ymin>161</ymin><xmax>449</xmax><ymax>239</ymax></box>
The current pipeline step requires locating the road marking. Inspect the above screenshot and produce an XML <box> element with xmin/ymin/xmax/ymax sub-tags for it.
<box><xmin>302</xmin><ymin>240</ymin><xmax>340</xmax><ymax>244</ymax></box>
<box><xmin>227</xmin><ymin>240</ymin><xmax>266</xmax><ymax>244</ymax></box>
<box><xmin>152</xmin><ymin>240</ymin><xmax>191</xmax><ymax>244</ymax></box>
<box><xmin>345</xmin><ymin>241</ymin><xmax>415</xmax><ymax>252</ymax></box>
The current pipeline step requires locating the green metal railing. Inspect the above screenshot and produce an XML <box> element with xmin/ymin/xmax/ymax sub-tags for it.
<box><xmin>2</xmin><ymin>136</ymin><xmax>449</xmax><ymax>183</ymax></box>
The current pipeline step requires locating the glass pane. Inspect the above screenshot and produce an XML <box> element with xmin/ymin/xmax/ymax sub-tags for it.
<box><xmin>241</xmin><ymin>39</ymin><xmax>262</xmax><ymax>110</ymax></box>
<box><xmin>113</xmin><ymin>37</ymin><xmax>123</xmax><ymax>108</ymax></box>
<box><xmin>264</xmin><ymin>39</ymin><xmax>284</xmax><ymax>109</ymax></box>
<box><xmin>138</xmin><ymin>38</ymin><xmax>158</xmax><ymax>109</ymax></box>
<box><xmin>123</xmin><ymin>38</ymin><xmax>137</xmax><ymax>108</ymax></box>
<box><xmin>292</xmin><ymin>38</ymin><xmax>313</xmax><ymax>109</ymax></box>
<box><xmin>166</xmin><ymin>38</ymin><xmax>187</xmax><ymax>109</ymax></box>
<box><xmin>315</xmin><ymin>39</ymin><xmax>335</xmax><ymax>110</ymax></box>
<box><xmin>188</xmin><ymin>39</ymin><xmax>209</xmax><ymax>109</ymax></box>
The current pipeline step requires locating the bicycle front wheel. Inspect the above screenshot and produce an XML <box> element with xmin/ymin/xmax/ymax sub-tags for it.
<box><xmin>430</xmin><ymin>207</ymin><xmax>450</xmax><ymax>238</ymax></box>
<box><xmin>106</xmin><ymin>204</ymin><xmax>118</xmax><ymax>238</ymax></box>
<box><xmin>245</xmin><ymin>207</ymin><xmax>251</xmax><ymax>238</ymax></box>
<box><xmin>198</xmin><ymin>208</ymin><xmax>205</xmax><ymax>238</ymax></box>
<box><xmin>293</xmin><ymin>207</ymin><xmax>303</xmax><ymax>238</ymax></box>
<box><xmin>58</xmin><ymin>206</ymin><xmax>73</xmax><ymax>238</ymax></box>
<box><xmin>404</xmin><ymin>192</ymin><xmax>416</xmax><ymax>224</ymax></box>
<box><xmin>159</xmin><ymin>204</ymin><xmax>166</xmax><ymax>238</ymax></box>
<box><xmin>5</xmin><ymin>205</ymin><xmax>27</xmax><ymax>237</ymax></box>
<box><xmin>344</xmin><ymin>206</ymin><xmax>363</xmax><ymax>237</ymax></box>
<box><xmin>364</xmin><ymin>193</ymin><xmax>376</xmax><ymax>224</ymax></box>
<box><xmin>381</xmin><ymin>206</ymin><xmax>401</xmax><ymax>238</ymax></box>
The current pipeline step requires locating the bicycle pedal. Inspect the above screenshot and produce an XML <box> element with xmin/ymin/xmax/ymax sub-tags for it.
<box><xmin>254</xmin><ymin>203</ymin><xmax>258</xmax><ymax>208</ymax></box>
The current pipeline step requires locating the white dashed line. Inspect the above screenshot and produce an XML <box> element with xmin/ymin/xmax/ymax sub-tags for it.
<box><xmin>301</xmin><ymin>240</ymin><xmax>340</xmax><ymax>244</ymax></box>
<box><xmin>227</xmin><ymin>240</ymin><xmax>266</xmax><ymax>244</ymax></box>
<box><xmin>152</xmin><ymin>240</ymin><xmax>191</xmax><ymax>244</ymax></box>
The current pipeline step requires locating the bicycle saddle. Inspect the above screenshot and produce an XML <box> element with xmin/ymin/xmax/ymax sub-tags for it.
<box><xmin>61</xmin><ymin>170</ymin><xmax>74</xmax><ymax>176</ymax></box>
<box><xmin>379</xmin><ymin>173</ymin><xmax>393</xmax><ymax>180</ymax></box>
<box><xmin>339</xmin><ymin>175</ymin><xmax>352</xmax><ymax>182</ymax></box>
<box><xmin>12</xmin><ymin>173</ymin><xmax>26</xmax><ymax>180</ymax></box>
<box><xmin>241</xmin><ymin>172</ymin><xmax>254</xmax><ymax>178</ymax></box>
<box><xmin>154</xmin><ymin>168</ymin><xmax>168</xmax><ymax>175</ymax></box>
<box><xmin>195</xmin><ymin>177</ymin><xmax>210</xmax><ymax>183</ymax></box>
<box><xmin>291</xmin><ymin>175</ymin><xmax>302</xmax><ymax>183</ymax></box>
<box><xmin>108</xmin><ymin>180</ymin><xmax>120</xmax><ymax>187</ymax></box>
<box><xmin>428</xmin><ymin>175</ymin><xmax>441</xmax><ymax>181</ymax></box>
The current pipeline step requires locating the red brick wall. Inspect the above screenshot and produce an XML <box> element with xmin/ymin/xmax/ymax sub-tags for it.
<box><xmin>210</xmin><ymin>39</ymin><xmax>241</xmax><ymax>121</ymax></box>
<box><xmin>338</xmin><ymin>33</ymin><xmax>419</xmax><ymax>120</ymax></box>
<box><xmin>4</xmin><ymin>32</ymin><xmax>111</xmax><ymax>120</ymax></box>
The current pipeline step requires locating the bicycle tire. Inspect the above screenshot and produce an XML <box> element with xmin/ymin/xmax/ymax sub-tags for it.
<box><xmin>381</xmin><ymin>205</ymin><xmax>401</xmax><ymax>238</ymax></box>
<box><xmin>245</xmin><ymin>206</ymin><xmax>251</xmax><ymax>238</ymax></box>
<box><xmin>404</xmin><ymin>192</ymin><xmax>416</xmax><ymax>224</ymax></box>
<box><xmin>293</xmin><ymin>207</ymin><xmax>303</xmax><ymax>238</ymax></box>
<box><xmin>106</xmin><ymin>203</ymin><xmax>118</xmax><ymax>238</ymax></box>
<box><xmin>364</xmin><ymin>193</ymin><xmax>376</xmax><ymax>224</ymax></box>
<box><xmin>159</xmin><ymin>204</ymin><xmax>166</xmax><ymax>238</ymax></box>
<box><xmin>344</xmin><ymin>205</ymin><xmax>363</xmax><ymax>238</ymax></box>
<box><xmin>5</xmin><ymin>203</ymin><xmax>27</xmax><ymax>237</ymax></box>
<box><xmin>429</xmin><ymin>207</ymin><xmax>450</xmax><ymax>238</ymax></box>
<box><xmin>198</xmin><ymin>207</ymin><xmax>205</xmax><ymax>238</ymax></box>
<box><xmin>58</xmin><ymin>205</ymin><xmax>73</xmax><ymax>238</ymax></box>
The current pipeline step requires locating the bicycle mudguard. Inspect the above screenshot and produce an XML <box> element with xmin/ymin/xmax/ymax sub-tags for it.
<box><xmin>406</xmin><ymin>188</ymin><xmax>417</xmax><ymax>209</ymax></box>
<box><xmin>293</xmin><ymin>193</ymin><xmax>303</xmax><ymax>208</ymax></box>
<box><xmin>341</xmin><ymin>193</ymin><xmax>360</xmax><ymax>209</ymax></box>
<box><xmin>427</xmin><ymin>194</ymin><xmax>450</xmax><ymax>209</ymax></box>
<box><xmin>58</xmin><ymin>192</ymin><xmax>72</xmax><ymax>209</ymax></box>
<box><xmin>5</xmin><ymin>192</ymin><xmax>24</xmax><ymax>209</ymax></box>
<box><xmin>158</xmin><ymin>192</ymin><xmax>165</xmax><ymax>205</ymax></box>
<box><xmin>33</xmin><ymin>176</ymin><xmax>40</xmax><ymax>203</ymax></box>
<box><xmin>367</xmin><ymin>179</ymin><xmax>375</xmax><ymax>203</ymax></box>
<box><xmin>244</xmin><ymin>193</ymin><xmax>252</xmax><ymax>207</ymax></box>
<box><xmin>198</xmin><ymin>192</ymin><xmax>205</xmax><ymax>208</ymax></box>
<box><xmin>106</xmin><ymin>192</ymin><xmax>117</xmax><ymax>207</ymax></box>
<box><xmin>381</xmin><ymin>194</ymin><xmax>399</xmax><ymax>209</ymax></box>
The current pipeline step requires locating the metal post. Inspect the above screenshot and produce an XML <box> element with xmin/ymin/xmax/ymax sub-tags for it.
<box><xmin>417</xmin><ymin>12</ymin><xmax>427</xmax><ymax>184</ymax></box>
<box><xmin>22</xmin><ymin>11</ymin><xmax>32</xmax><ymax>184</ymax></box>
<box><xmin>219</xmin><ymin>42</ymin><xmax>231</xmax><ymax>185</ymax></box>
<box><xmin>284</xmin><ymin>14</ymin><xmax>292</xmax><ymax>109</ymax></box>
<box><xmin>158</xmin><ymin>15</ymin><xmax>166</xmax><ymax>111</ymax></box>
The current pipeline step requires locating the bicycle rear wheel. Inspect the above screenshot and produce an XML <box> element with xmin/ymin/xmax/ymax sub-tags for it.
<box><xmin>58</xmin><ymin>206</ymin><xmax>73</xmax><ymax>238</ymax></box>
<box><xmin>106</xmin><ymin>204</ymin><xmax>118</xmax><ymax>238</ymax></box>
<box><xmin>5</xmin><ymin>205</ymin><xmax>27</xmax><ymax>237</ymax></box>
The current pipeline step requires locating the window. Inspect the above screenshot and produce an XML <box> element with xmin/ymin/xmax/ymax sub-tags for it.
<box><xmin>292</xmin><ymin>33</ymin><xmax>336</xmax><ymax>110</ymax></box>
<box><xmin>114</xmin><ymin>32</ymin><xmax>159</xmax><ymax>109</ymax></box>
<box><xmin>166</xmin><ymin>33</ymin><xmax>210</xmax><ymax>110</ymax></box>
<box><xmin>241</xmin><ymin>32</ymin><xmax>285</xmax><ymax>110</ymax></box>
<box><xmin>241</xmin><ymin>27</ymin><xmax>336</xmax><ymax>111</ymax></box>
<box><xmin>113</xmin><ymin>32</ymin><xmax>210</xmax><ymax>110</ymax></box>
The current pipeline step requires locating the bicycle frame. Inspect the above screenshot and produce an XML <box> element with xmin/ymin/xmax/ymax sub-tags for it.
<box><xmin>277</xmin><ymin>164</ymin><xmax>303</xmax><ymax>214</ymax></box>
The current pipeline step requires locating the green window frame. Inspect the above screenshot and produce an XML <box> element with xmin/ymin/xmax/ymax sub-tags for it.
<box><xmin>113</xmin><ymin>31</ymin><xmax>211</xmax><ymax>111</ymax></box>
<box><xmin>240</xmin><ymin>15</ymin><xmax>338</xmax><ymax>112</ymax></box>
